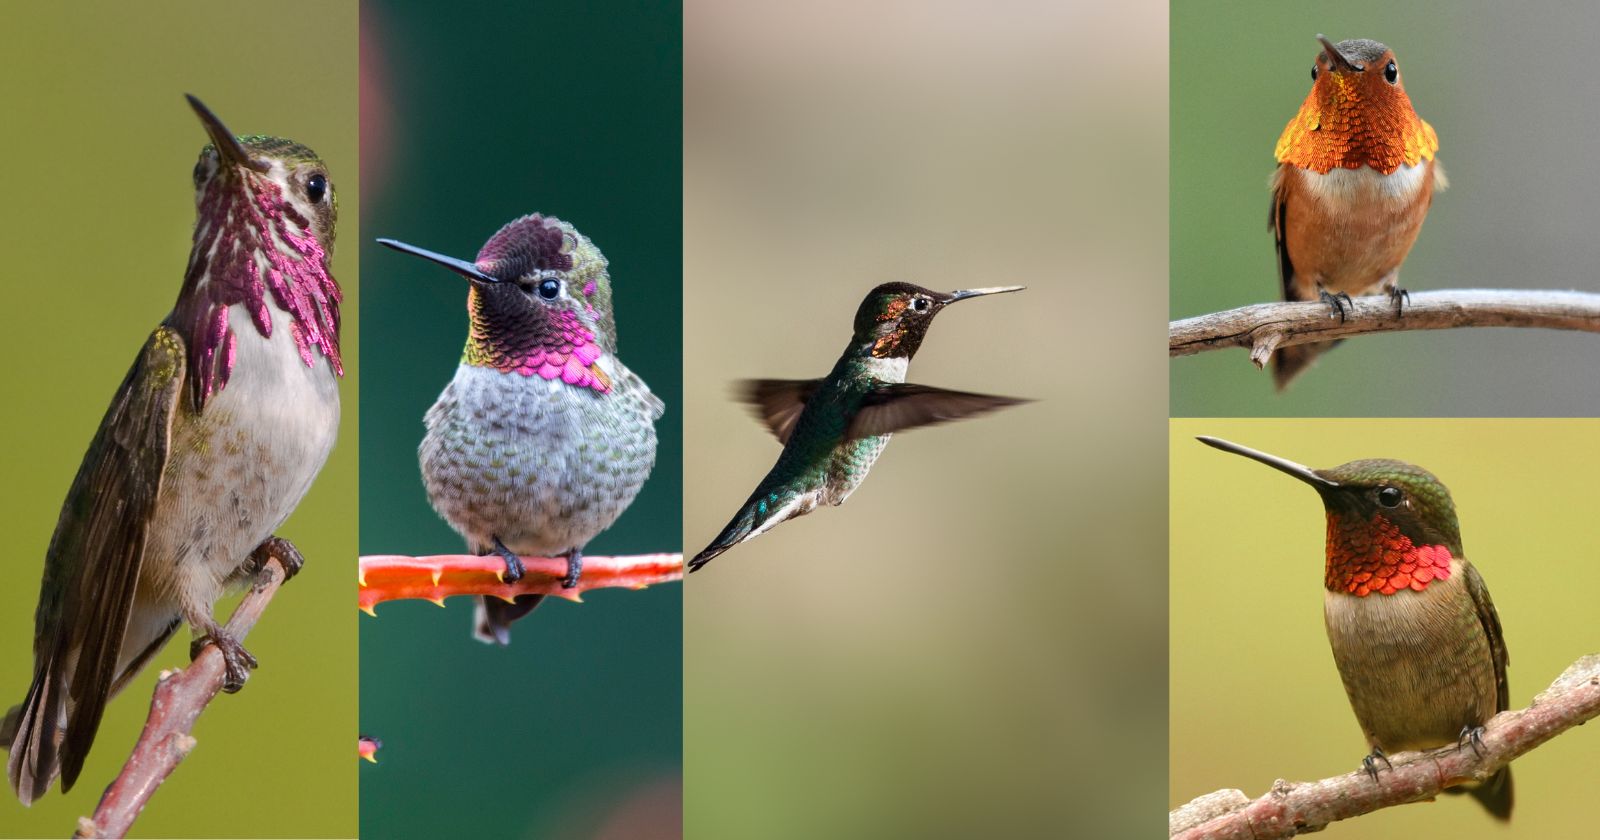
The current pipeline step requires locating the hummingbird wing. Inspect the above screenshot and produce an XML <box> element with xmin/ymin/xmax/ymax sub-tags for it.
<box><xmin>739</xmin><ymin>378</ymin><xmax>823</xmax><ymax>445</ymax></box>
<box><xmin>846</xmin><ymin>384</ymin><xmax>1028</xmax><ymax>440</ymax></box>
<box><xmin>8</xmin><ymin>327</ymin><xmax>185</xmax><ymax>802</ymax></box>
<box><xmin>1462</xmin><ymin>560</ymin><xmax>1514</xmax><ymax>819</ymax></box>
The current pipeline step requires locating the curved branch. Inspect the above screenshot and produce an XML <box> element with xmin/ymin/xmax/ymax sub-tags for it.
<box><xmin>74</xmin><ymin>556</ymin><xmax>290</xmax><ymax>839</ymax></box>
<box><xmin>1169</xmin><ymin>654</ymin><xmax>1600</xmax><ymax>839</ymax></box>
<box><xmin>1170</xmin><ymin>289</ymin><xmax>1600</xmax><ymax>365</ymax></box>
<box><xmin>358</xmin><ymin>553</ymin><xmax>682</xmax><ymax>613</ymax></box>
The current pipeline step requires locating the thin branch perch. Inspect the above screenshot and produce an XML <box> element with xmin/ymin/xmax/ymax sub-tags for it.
<box><xmin>358</xmin><ymin>553</ymin><xmax>683</xmax><ymax>613</ymax></box>
<box><xmin>1170</xmin><ymin>289</ymin><xmax>1600</xmax><ymax>365</ymax></box>
<box><xmin>1169</xmin><ymin>654</ymin><xmax>1600</xmax><ymax>839</ymax></box>
<box><xmin>74</xmin><ymin>556</ymin><xmax>290</xmax><ymax>839</ymax></box>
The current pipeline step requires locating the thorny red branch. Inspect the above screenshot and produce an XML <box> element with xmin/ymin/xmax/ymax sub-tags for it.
<box><xmin>358</xmin><ymin>553</ymin><xmax>683</xmax><ymax>613</ymax></box>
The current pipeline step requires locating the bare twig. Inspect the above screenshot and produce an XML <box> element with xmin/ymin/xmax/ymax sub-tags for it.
<box><xmin>1170</xmin><ymin>289</ymin><xmax>1600</xmax><ymax>365</ymax></box>
<box><xmin>1170</xmin><ymin>654</ymin><xmax>1600</xmax><ymax>839</ymax></box>
<box><xmin>74</xmin><ymin>557</ymin><xmax>290</xmax><ymax>839</ymax></box>
<box><xmin>358</xmin><ymin>553</ymin><xmax>683</xmax><ymax>613</ymax></box>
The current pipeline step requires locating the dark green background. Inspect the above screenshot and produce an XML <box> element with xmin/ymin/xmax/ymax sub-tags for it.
<box><xmin>1171</xmin><ymin>0</ymin><xmax>1600</xmax><ymax>416</ymax></box>
<box><xmin>357</xmin><ymin>1</ymin><xmax>682</xmax><ymax>837</ymax></box>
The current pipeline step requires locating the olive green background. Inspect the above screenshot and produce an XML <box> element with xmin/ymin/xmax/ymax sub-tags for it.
<box><xmin>1171</xmin><ymin>1</ymin><xmax>1600</xmax><ymax>416</ymax></box>
<box><xmin>1172</xmin><ymin>419</ymin><xmax>1600</xmax><ymax>837</ymax></box>
<box><xmin>684</xmin><ymin>2</ymin><xmax>1169</xmax><ymax>836</ymax></box>
<box><xmin>0</xmin><ymin>2</ymin><xmax>358</xmax><ymax>837</ymax></box>
<box><xmin>357</xmin><ymin>1</ymin><xmax>683</xmax><ymax>838</ymax></box>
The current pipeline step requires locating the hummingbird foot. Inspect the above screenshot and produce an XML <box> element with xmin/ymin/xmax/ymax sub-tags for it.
<box><xmin>562</xmin><ymin>548</ymin><xmax>583</xmax><ymax>589</ymax></box>
<box><xmin>491</xmin><ymin>536</ymin><xmax>526</xmax><ymax>584</ymax></box>
<box><xmin>190</xmin><ymin>629</ymin><xmax>259</xmax><ymax>693</ymax></box>
<box><xmin>1389</xmin><ymin>286</ymin><xmax>1410</xmax><ymax>317</ymax></box>
<box><xmin>248</xmin><ymin>535</ymin><xmax>306</xmax><ymax>581</ymax></box>
<box><xmin>1458</xmin><ymin>723</ymin><xmax>1488</xmax><ymax>759</ymax></box>
<box><xmin>1360</xmin><ymin>747</ymin><xmax>1394</xmax><ymax>782</ymax></box>
<box><xmin>1317</xmin><ymin>289</ymin><xmax>1354</xmax><ymax>323</ymax></box>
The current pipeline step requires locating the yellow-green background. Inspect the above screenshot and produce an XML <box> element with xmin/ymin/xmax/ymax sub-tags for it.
<box><xmin>1171</xmin><ymin>419</ymin><xmax>1600</xmax><ymax>837</ymax></box>
<box><xmin>0</xmin><ymin>2</ymin><xmax>358</xmax><ymax>837</ymax></box>
<box><xmin>684</xmin><ymin>1</ymin><xmax>1169</xmax><ymax>835</ymax></box>
<box><xmin>1170</xmin><ymin>0</ymin><xmax>1600</xmax><ymax>416</ymax></box>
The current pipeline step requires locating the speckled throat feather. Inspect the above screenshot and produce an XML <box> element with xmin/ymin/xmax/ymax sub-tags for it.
<box><xmin>1275</xmin><ymin>81</ymin><xmax>1438</xmax><ymax>175</ymax></box>
<box><xmin>1325</xmin><ymin>510</ymin><xmax>1453</xmax><ymax>596</ymax></box>
<box><xmin>173</xmin><ymin>155</ymin><xmax>342</xmax><ymax>411</ymax></box>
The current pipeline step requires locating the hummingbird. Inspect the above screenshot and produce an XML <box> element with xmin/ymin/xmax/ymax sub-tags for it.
<box><xmin>1268</xmin><ymin>36</ymin><xmax>1446</xmax><ymax>388</ymax></box>
<box><xmin>689</xmin><ymin>282</ymin><xmax>1028</xmax><ymax>571</ymax></box>
<box><xmin>1198</xmin><ymin>437</ymin><xmax>1511</xmax><ymax>821</ymax></box>
<box><xmin>377</xmin><ymin>214</ymin><xmax>662</xmax><ymax>645</ymax></box>
<box><xmin>3</xmin><ymin>95</ymin><xmax>342</xmax><ymax>803</ymax></box>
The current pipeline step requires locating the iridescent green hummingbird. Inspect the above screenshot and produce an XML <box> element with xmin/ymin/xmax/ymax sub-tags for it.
<box><xmin>690</xmin><ymin>282</ymin><xmax>1027</xmax><ymax>571</ymax></box>
<box><xmin>3</xmin><ymin>96</ymin><xmax>342</xmax><ymax>804</ymax></box>
<box><xmin>378</xmin><ymin>214</ymin><xmax>662</xmax><ymax>645</ymax></box>
<box><xmin>1198</xmin><ymin>437</ymin><xmax>1511</xmax><ymax>820</ymax></box>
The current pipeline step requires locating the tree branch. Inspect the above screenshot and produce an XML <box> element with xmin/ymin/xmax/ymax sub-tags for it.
<box><xmin>1169</xmin><ymin>654</ymin><xmax>1600</xmax><ymax>839</ymax></box>
<box><xmin>358</xmin><ymin>553</ymin><xmax>683</xmax><ymax>613</ymax></box>
<box><xmin>73</xmin><ymin>556</ymin><xmax>290</xmax><ymax>840</ymax></box>
<box><xmin>1169</xmin><ymin>289</ymin><xmax>1600</xmax><ymax>365</ymax></box>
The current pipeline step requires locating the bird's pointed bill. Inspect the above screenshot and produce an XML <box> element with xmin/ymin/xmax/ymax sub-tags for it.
<box><xmin>376</xmin><ymin>238</ymin><xmax>500</xmax><ymax>284</ymax></box>
<box><xmin>946</xmin><ymin>285</ymin><xmax>1026</xmax><ymax>302</ymax></box>
<box><xmin>185</xmin><ymin>94</ymin><xmax>268</xmax><ymax>173</ymax></box>
<box><xmin>1316</xmin><ymin>35</ymin><xmax>1363</xmax><ymax>72</ymax></box>
<box><xmin>1197</xmin><ymin>436</ymin><xmax>1339</xmax><ymax>490</ymax></box>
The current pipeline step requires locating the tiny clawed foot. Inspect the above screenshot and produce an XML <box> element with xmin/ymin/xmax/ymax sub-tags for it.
<box><xmin>1318</xmin><ymin>289</ymin><xmax>1354</xmax><ymax>323</ymax></box>
<box><xmin>1458</xmin><ymin>724</ymin><xmax>1487</xmax><ymax>759</ymax></box>
<box><xmin>562</xmin><ymin>550</ymin><xmax>584</xmax><ymax>590</ymax></box>
<box><xmin>492</xmin><ymin>536</ymin><xmax>526</xmax><ymax>584</ymax></box>
<box><xmin>191</xmin><ymin>632</ymin><xmax>259</xmax><ymax>693</ymax></box>
<box><xmin>1361</xmin><ymin>748</ymin><xmax>1393</xmax><ymax>782</ymax></box>
<box><xmin>250</xmin><ymin>535</ymin><xmax>306</xmax><ymax>582</ymax></box>
<box><xmin>1389</xmin><ymin>287</ymin><xmax>1410</xmax><ymax>317</ymax></box>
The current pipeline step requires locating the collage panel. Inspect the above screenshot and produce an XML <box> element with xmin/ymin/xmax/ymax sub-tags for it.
<box><xmin>1170</xmin><ymin>419</ymin><xmax>1599</xmax><ymax>837</ymax></box>
<box><xmin>1170</xmin><ymin>1</ymin><xmax>1600</xmax><ymax>416</ymax></box>
<box><xmin>357</xmin><ymin>1</ymin><xmax>683</xmax><ymax>838</ymax></box>
<box><xmin>0</xmin><ymin>2</ymin><xmax>358</xmax><ymax>837</ymax></box>
<box><xmin>682</xmin><ymin>2</ymin><xmax>1171</xmax><ymax>836</ymax></box>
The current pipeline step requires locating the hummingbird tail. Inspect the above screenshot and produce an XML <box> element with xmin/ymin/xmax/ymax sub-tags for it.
<box><xmin>6</xmin><ymin>673</ymin><xmax>63</xmax><ymax>805</ymax></box>
<box><xmin>1269</xmin><ymin>340</ymin><xmax>1342</xmax><ymax>391</ymax></box>
<box><xmin>472</xmin><ymin>595</ymin><xmax>546</xmax><ymax>645</ymax></box>
<box><xmin>689</xmin><ymin>505</ymin><xmax>763</xmax><ymax>573</ymax></box>
<box><xmin>1448</xmin><ymin>765</ymin><xmax>1513</xmax><ymax>821</ymax></box>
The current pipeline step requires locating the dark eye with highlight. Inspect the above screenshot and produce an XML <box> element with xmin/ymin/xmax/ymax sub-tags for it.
<box><xmin>1311</xmin><ymin>65</ymin><xmax>1319</xmax><ymax>82</ymax></box>
<box><xmin>538</xmin><ymin>278</ymin><xmax>561</xmax><ymax>300</ymax></box>
<box><xmin>911</xmin><ymin>297</ymin><xmax>931</xmax><ymax>312</ymax></box>
<box><xmin>1384</xmin><ymin>61</ymin><xmax>1398</xmax><ymax>84</ymax></box>
<box><xmin>306</xmin><ymin>173</ymin><xmax>328</xmax><ymax>204</ymax></box>
<box><xmin>1377</xmin><ymin>486</ymin><xmax>1403</xmax><ymax>508</ymax></box>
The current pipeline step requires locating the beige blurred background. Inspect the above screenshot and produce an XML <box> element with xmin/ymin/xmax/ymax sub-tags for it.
<box><xmin>1171</xmin><ymin>419</ymin><xmax>1600</xmax><ymax>837</ymax></box>
<box><xmin>684</xmin><ymin>1</ymin><xmax>1170</xmax><ymax>835</ymax></box>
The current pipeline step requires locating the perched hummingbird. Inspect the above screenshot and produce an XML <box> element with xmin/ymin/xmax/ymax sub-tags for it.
<box><xmin>3</xmin><ymin>96</ymin><xmax>342</xmax><ymax>803</ymax></box>
<box><xmin>1198</xmin><ymin>437</ymin><xmax>1511</xmax><ymax>820</ymax></box>
<box><xmin>689</xmin><ymin>283</ymin><xmax>1028</xmax><ymax>571</ymax></box>
<box><xmin>377</xmin><ymin>214</ymin><xmax>662</xmax><ymax>645</ymax></box>
<box><xmin>1269</xmin><ymin>36</ymin><xmax>1446</xmax><ymax>388</ymax></box>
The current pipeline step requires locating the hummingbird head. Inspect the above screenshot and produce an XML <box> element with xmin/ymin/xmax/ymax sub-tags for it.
<box><xmin>1199</xmin><ymin>437</ymin><xmax>1463</xmax><ymax>597</ymax></box>
<box><xmin>377</xmin><ymin>214</ymin><xmax>618</xmax><ymax>393</ymax></box>
<box><xmin>1275</xmin><ymin>36</ymin><xmax>1438</xmax><ymax>176</ymax></box>
<box><xmin>177</xmin><ymin>95</ymin><xmax>342</xmax><ymax>411</ymax></box>
<box><xmin>851</xmin><ymin>282</ymin><xmax>1024</xmax><ymax>360</ymax></box>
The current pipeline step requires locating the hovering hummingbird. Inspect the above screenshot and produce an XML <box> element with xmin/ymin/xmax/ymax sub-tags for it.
<box><xmin>3</xmin><ymin>96</ymin><xmax>342</xmax><ymax>803</ymax></box>
<box><xmin>1269</xmin><ymin>36</ymin><xmax>1446</xmax><ymax>388</ymax></box>
<box><xmin>1198</xmin><ymin>437</ymin><xmax>1511</xmax><ymax>820</ymax></box>
<box><xmin>690</xmin><ymin>283</ymin><xmax>1028</xmax><ymax>571</ymax></box>
<box><xmin>377</xmin><ymin>214</ymin><xmax>662</xmax><ymax>645</ymax></box>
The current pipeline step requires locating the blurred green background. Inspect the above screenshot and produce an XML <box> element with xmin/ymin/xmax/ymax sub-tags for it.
<box><xmin>684</xmin><ymin>2</ymin><xmax>1169</xmax><ymax>836</ymax></box>
<box><xmin>1171</xmin><ymin>1</ymin><xmax>1600</xmax><ymax>416</ymax></box>
<box><xmin>1171</xmin><ymin>419</ymin><xmax>1600</xmax><ymax>837</ymax></box>
<box><xmin>0</xmin><ymin>2</ymin><xmax>358</xmax><ymax>837</ymax></box>
<box><xmin>357</xmin><ymin>1</ymin><xmax>682</xmax><ymax>838</ymax></box>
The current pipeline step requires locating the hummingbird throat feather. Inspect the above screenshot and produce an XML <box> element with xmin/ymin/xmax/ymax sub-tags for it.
<box><xmin>463</xmin><ymin>290</ymin><xmax>612</xmax><ymax>393</ymax></box>
<box><xmin>184</xmin><ymin>169</ymin><xmax>342</xmax><ymax>408</ymax></box>
<box><xmin>1324</xmin><ymin>511</ymin><xmax>1453</xmax><ymax>596</ymax></box>
<box><xmin>1276</xmin><ymin>81</ymin><xmax>1438</xmax><ymax>175</ymax></box>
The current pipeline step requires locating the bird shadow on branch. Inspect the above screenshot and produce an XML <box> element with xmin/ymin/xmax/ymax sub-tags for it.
<box><xmin>1169</xmin><ymin>654</ymin><xmax>1600</xmax><ymax>839</ymax></box>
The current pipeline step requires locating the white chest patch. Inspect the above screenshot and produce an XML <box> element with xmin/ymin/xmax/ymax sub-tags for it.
<box><xmin>862</xmin><ymin>355</ymin><xmax>909</xmax><ymax>383</ymax></box>
<box><xmin>1298</xmin><ymin>161</ymin><xmax>1430</xmax><ymax>210</ymax></box>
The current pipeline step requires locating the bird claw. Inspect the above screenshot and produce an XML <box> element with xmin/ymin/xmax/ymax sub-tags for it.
<box><xmin>1361</xmin><ymin>747</ymin><xmax>1393</xmax><ymax>782</ymax></box>
<box><xmin>1389</xmin><ymin>286</ymin><xmax>1410</xmax><ymax>317</ymax></box>
<box><xmin>562</xmin><ymin>549</ymin><xmax>583</xmax><ymax>589</ymax></box>
<box><xmin>491</xmin><ymin>536</ymin><xmax>525</xmax><ymax>584</ymax></box>
<box><xmin>249</xmin><ymin>535</ymin><xmax>305</xmax><ymax>581</ymax></box>
<box><xmin>1318</xmin><ymin>289</ymin><xmax>1354</xmax><ymax>323</ymax></box>
<box><xmin>1458</xmin><ymin>724</ymin><xmax>1488</xmax><ymax>759</ymax></box>
<box><xmin>191</xmin><ymin>632</ymin><xmax>258</xmax><ymax>693</ymax></box>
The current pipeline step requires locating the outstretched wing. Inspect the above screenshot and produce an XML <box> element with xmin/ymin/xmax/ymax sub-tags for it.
<box><xmin>739</xmin><ymin>378</ymin><xmax>822</xmax><ymax>445</ymax></box>
<box><xmin>846</xmin><ymin>384</ymin><xmax>1028</xmax><ymax>441</ymax></box>
<box><xmin>9</xmin><ymin>326</ymin><xmax>185</xmax><ymax>801</ymax></box>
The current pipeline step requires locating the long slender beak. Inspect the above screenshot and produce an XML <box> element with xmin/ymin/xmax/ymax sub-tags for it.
<box><xmin>1197</xmin><ymin>436</ymin><xmax>1339</xmax><ymax>490</ymax></box>
<box><xmin>376</xmin><ymin>238</ymin><xmax>500</xmax><ymax>284</ymax></box>
<box><xmin>186</xmin><ymin>94</ymin><xmax>269</xmax><ymax>173</ymax></box>
<box><xmin>1316</xmin><ymin>35</ymin><xmax>1363</xmax><ymax>73</ymax></box>
<box><xmin>946</xmin><ymin>285</ymin><xmax>1026</xmax><ymax>303</ymax></box>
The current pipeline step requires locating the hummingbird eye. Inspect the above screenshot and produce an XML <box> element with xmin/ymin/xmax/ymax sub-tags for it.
<box><xmin>1384</xmin><ymin>61</ymin><xmax>1398</xmax><ymax>84</ymax></box>
<box><xmin>1377</xmin><ymin>486</ymin><xmax>1403</xmax><ymax>508</ymax></box>
<box><xmin>306</xmin><ymin>173</ymin><xmax>328</xmax><ymax>204</ymax></box>
<box><xmin>910</xmin><ymin>296</ymin><xmax>931</xmax><ymax>312</ymax></box>
<box><xmin>537</xmin><ymin>277</ymin><xmax>562</xmax><ymax>300</ymax></box>
<box><xmin>1310</xmin><ymin>64</ymin><xmax>1319</xmax><ymax>82</ymax></box>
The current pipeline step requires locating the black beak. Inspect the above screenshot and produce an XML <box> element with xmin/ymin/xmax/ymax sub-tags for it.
<box><xmin>1197</xmin><ymin>436</ymin><xmax>1340</xmax><ymax>491</ymax></box>
<box><xmin>187</xmin><ymin>94</ymin><xmax>269</xmax><ymax>173</ymax></box>
<box><xmin>376</xmin><ymin>238</ymin><xmax>500</xmax><ymax>285</ymax></box>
